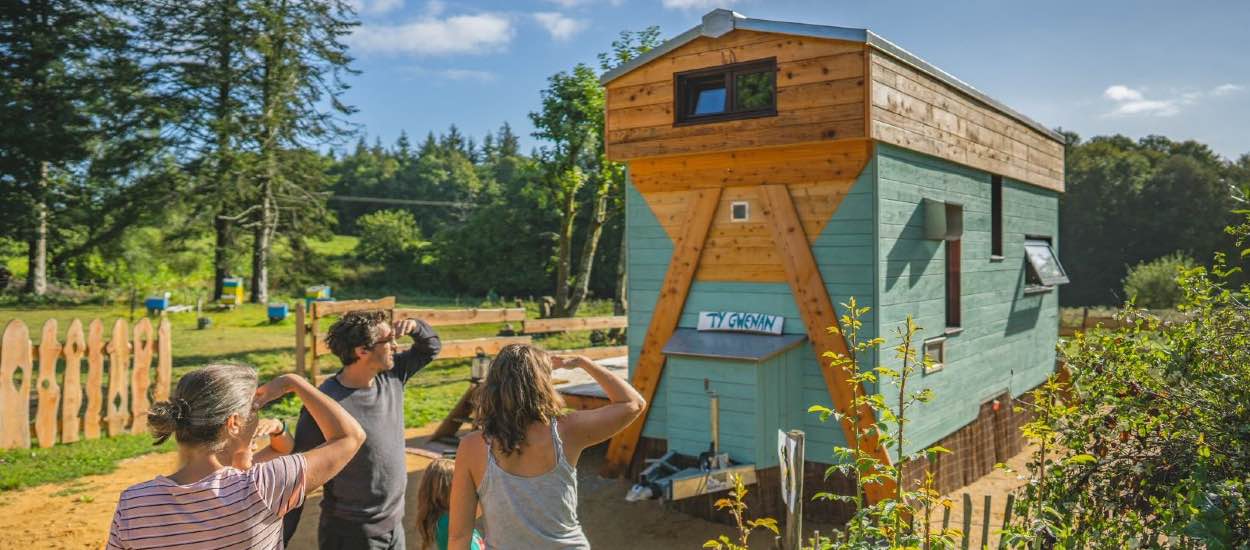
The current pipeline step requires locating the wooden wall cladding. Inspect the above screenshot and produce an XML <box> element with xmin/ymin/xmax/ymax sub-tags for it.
<box><xmin>867</xmin><ymin>50</ymin><xmax>1064</xmax><ymax>192</ymax></box>
<box><xmin>631</xmin><ymin>141</ymin><xmax>871</xmax><ymax>282</ymax></box>
<box><xmin>605</xmin><ymin>30</ymin><xmax>867</xmax><ymax>161</ymax></box>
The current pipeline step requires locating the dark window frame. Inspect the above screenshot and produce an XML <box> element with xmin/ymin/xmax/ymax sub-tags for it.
<box><xmin>674</xmin><ymin>58</ymin><xmax>778</xmax><ymax>126</ymax></box>
<box><xmin>991</xmin><ymin>175</ymin><xmax>1003</xmax><ymax>259</ymax></box>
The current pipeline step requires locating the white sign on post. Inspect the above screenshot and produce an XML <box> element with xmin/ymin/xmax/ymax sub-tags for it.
<box><xmin>777</xmin><ymin>430</ymin><xmax>799</xmax><ymax>513</ymax></box>
<box><xmin>697</xmin><ymin>311</ymin><xmax>784</xmax><ymax>335</ymax></box>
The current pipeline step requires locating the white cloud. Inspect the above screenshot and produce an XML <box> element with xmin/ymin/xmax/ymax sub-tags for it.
<box><xmin>440</xmin><ymin>68</ymin><xmax>496</xmax><ymax>82</ymax></box>
<box><xmin>662</xmin><ymin>0</ymin><xmax>738</xmax><ymax>9</ymax></box>
<box><xmin>533</xmin><ymin>12</ymin><xmax>587</xmax><ymax>41</ymax></box>
<box><xmin>544</xmin><ymin>0</ymin><xmax>587</xmax><ymax>6</ymax></box>
<box><xmin>1103</xmin><ymin>85</ymin><xmax>1143</xmax><ymax>102</ymax></box>
<box><xmin>1213</xmin><ymin>83</ymin><xmax>1244</xmax><ymax>96</ymax></box>
<box><xmin>350</xmin><ymin>11</ymin><xmax>513</xmax><ymax>56</ymax></box>
<box><xmin>1100</xmin><ymin>83</ymin><xmax>1244</xmax><ymax>118</ymax></box>
<box><xmin>348</xmin><ymin>0</ymin><xmax>404</xmax><ymax>15</ymax></box>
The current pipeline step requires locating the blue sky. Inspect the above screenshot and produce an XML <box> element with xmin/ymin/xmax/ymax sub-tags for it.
<box><xmin>341</xmin><ymin>0</ymin><xmax>1250</xmax><ymax>159</ymax></box>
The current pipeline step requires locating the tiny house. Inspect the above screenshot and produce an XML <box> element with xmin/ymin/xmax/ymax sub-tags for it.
<box><xmin>601</xmin><ymin>9</ymin><xmax>1068</xmax><ymax>518</ymax></box>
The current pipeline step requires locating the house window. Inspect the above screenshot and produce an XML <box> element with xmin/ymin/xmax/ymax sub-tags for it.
<box><xmin>1024</xmin><ymin>237</ymin><xmax>1070</xmax><ymax>291</ymax></box>
<box><xmin>946</xmin><ymin>238</ymin><xmax>961</xmax><ymax>328</ymax></box>
<box><xmin>991</xmin><ymin>175</ymin><xmax>1003</xmax><ymax>258</ymax></box>
<box><xmin>923</xmin><ymin>337</ymin><xmax>946</xmax><ymax>373</ymax></box>
<box><xmin>675</xmin><ymin>58</ymin><xmax>777</xmax><ymax>125</ymax></box>
<box><xmin>730</xmin><ymin>201</ymin><xmax>749</xmax><ymax>222</ymax></box>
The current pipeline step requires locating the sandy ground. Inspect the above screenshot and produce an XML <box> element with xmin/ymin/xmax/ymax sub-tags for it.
<box><xmin>0</xmin><ymin>423</ymin><xmax>775</xmax><ymax>550</ymax></box>
<box><xmin>925</xmin><ymin>444</ymin><xmax>1036</xmax><ymax>548</ymax></box>
<box><xmin>0</xmin><ymin>422</ymin><xmax>1033</xmax><ymax>550</ymax></box>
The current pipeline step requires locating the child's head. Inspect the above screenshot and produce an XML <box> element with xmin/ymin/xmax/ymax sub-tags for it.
<box><xmin>416</xmin><ymin>458</ymin><xmax>455</xmax><ymax>546</ymax></box>
<box><xmin>473</xmin><ymin>344</ymin><xmax>565</xmax><ymax>456</ymax></box>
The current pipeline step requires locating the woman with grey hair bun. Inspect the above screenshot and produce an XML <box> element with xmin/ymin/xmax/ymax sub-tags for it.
<box><xmin>107</xmin><ymin>365</ymin><xmax>366</xmax><ymax>550</ymax></box>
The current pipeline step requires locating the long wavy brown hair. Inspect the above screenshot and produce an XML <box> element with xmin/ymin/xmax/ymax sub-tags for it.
<box><xmin>473</xmin><ymin>344</ymin><xmax>565</xmax><ymax>456</ymax></box>
<box><xmin>415</xmin><ymin>458</ymin><xmax>454</xmax><ymax>547</ymax></box>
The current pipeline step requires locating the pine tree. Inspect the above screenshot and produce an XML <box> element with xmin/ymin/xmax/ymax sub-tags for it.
<box><xmin>0</xmin><ymin>0</ymin><xmax>157</xmax><ymax>295</ymax></box>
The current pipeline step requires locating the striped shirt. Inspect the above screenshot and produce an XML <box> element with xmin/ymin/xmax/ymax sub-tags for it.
<box><xmin>107</xmin><ymin>454</ymin><xmax>307</xmax><ymax>550</ymax></box>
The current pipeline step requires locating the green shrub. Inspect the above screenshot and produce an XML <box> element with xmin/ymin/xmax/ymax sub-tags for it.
<box><xmin>1122</xmin><ymin>252</ymin><xmax>1195</xmax><ymax>308</ymax></box>
<box><xmin>354</xmin><ymin>210</ymin><xmax>423</xmax><ymax>264</ymax></box>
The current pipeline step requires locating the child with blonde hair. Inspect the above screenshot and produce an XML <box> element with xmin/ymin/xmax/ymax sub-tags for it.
<box><xmin>416</xmin><ymin>458</ymin><xmax>482</xmax><ymax>550</ymax></box>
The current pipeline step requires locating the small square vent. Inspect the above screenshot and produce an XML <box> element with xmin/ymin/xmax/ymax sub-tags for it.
<box><xmin>730</xmin><ymin>201</ymin><xmax>749</xmax><ymax>222</ymax></box>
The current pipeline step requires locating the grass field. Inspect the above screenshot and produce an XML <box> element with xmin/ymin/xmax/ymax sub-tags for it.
<box><xmin>0</xmin><ymin>295</ymin><xmax>617</xmax><ymax>492</ymax></box>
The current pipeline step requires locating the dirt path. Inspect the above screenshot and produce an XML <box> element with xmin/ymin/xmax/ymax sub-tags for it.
<box><xmin>0</xmin><ymin>424</ymin><xmax>1033</xmax><ymax>549</ymax></box>
<box><xmin>0</xmin><ymin>424</ymin><xmax>767</xmax><ymax>549</ymax></box>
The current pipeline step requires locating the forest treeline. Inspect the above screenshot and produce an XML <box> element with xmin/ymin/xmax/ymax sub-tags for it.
<box><xmin>1</xmin><ymin>2</ymin><xmax>1246</xmax><ymax>309</ymax></box>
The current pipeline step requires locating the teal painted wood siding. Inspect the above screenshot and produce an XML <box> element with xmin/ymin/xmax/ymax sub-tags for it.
<box><xmin>875</xmin><ymin>144</ymin><xmax>1060</xmax><ymax>458</ymax></box>
<box><xmin>625</xmin><ymin>163</ymin><xmax>883</xmax><ymax>464</ymax></box>
<box><xmin>625</xmin><ymin>178</ymin><xmax>672</xmax><ymax>439</ymax></box>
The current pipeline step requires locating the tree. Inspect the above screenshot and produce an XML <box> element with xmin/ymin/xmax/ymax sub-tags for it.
<box><xmin>246</xmin><ymin>0</ymin><xmax>357</xmax><ymax>303</ymax></box>
<box><xmin>0</xmin><ymin>0</ymin><xmax>166</xmax><ymax>296</ymax></box>
<box><xmin>529</xmin><ymin>26</ymin><xmax>661</xmax><ymax>317</ymax></box>
<box><xmin>136</xmin><ymin>0</ymin><xmax>257</xmax><ymax>301</ymax></box>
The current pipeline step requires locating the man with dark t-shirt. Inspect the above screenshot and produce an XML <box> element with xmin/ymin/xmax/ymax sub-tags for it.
<box><xmin>283</xmin><ymin>310</ymin><xmax>440</xmax><ymax>549</ymax></box>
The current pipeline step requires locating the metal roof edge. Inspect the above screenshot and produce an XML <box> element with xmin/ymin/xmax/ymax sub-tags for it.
<box><xmin>599</xmin><ymin>9</ymin><xmax>1063</xmax><ymax>145</ymax></box>
<box><xmin>599</xmin><ymin>25</ymin><xmax>703</xmax><ymax>85</ymax></box>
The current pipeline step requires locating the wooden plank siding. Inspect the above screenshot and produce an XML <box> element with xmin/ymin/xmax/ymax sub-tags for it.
<box><xmin>874</xmin><ymin>145</ymin><xmax>1059</xmax><ymax>457</ymax></box>
<box><xmin>630</xmin><ymin>141</ymin><xmax>871</xmax><ymax>283</ymax></box>
<box><xmin>867</xmin><ymin>50</ymin><xmax>1064</xmax><ymax>192</ymax></box>
<box><xmin>605</xmin><ymin>31</ymin><xmax>867</xmax><ymax>161</ymax></box>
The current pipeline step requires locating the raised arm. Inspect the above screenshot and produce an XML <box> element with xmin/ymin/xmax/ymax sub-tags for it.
<box><xmin>255</xmin><ymin>374</ymin><xmax>365</xmax><ymax>491</ymax></box>
<box><xmin>553</xmin><ymin>355</ymin><xmax>646</xmax><ymax>457</ymax></box>
<box><xmin>391</xmin><ymin>318</ymin><xmax>441</xmax><ymax>383</ymax></box>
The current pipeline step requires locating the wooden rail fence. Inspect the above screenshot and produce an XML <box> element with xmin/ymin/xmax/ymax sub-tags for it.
<box><xmin>0</xmin><ymin>317</ymin><xmax>172</xmax><ymax>450</ymax></box>
<box><xmin>294</xmin><ymin>296</ymin><xmax>628</xmax><ymax>381</ymax></box>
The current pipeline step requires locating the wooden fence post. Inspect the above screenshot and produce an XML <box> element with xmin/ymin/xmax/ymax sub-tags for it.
<box><xmin>961</xmin><ymin>493</ymin><xmax>973</xmax><ymax>550</ymax></box>
<box><xmin>1</xmin><ymin>320</ymin><xmax>33</xmax><ymax>449</ymax></box>
<box><xmin>62</xmin><ymin>320</ymin><xmax>85</xmax><ymax>443</ymax></box>
<box><xmin>155</xmin><ymin>318</ymin><xmax>172</xmax><ymax>403</ymax></box>
<box><xmin>107</xmin><ymin>319</ymin><xmax>130</xmax><ymax>436</ymax></box>
<box><xmin>981</xmin><ymin>494</ymin><xmax>992</xmax><ymax>548</ymax></box>
<box><xmin>131</xmin><ymin>318</ymin><xmax>154</xmax><ymax>434</ymax></box>
<box><xmin>310</xmin><ymin>302</ymin><xmax>320</xmax><ymax>383</ymax></box>
<box><xmin>85</xmin><ymin>319</ymin><xmax>105</xmax><ymax>440</ymax></box>
<box><xmin>295</xmin><ymin>302</ymin><xmax>306</xmax><ymax>378</ymax></box>
<box><xmin>36</xmin><ymin>319</ymin><xmax>61</xmax><ymax>447</ymax></box>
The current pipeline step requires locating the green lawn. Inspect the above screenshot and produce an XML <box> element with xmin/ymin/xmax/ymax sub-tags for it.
<box><xmin>0</xmin><ymin>295</ymin><xmax>617</xmax><ymax>492</ymax></box>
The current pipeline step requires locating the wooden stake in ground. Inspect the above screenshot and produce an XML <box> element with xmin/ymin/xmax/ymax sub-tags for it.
<box><xmin>36</xmin><ymin>319</ymin><xmax>61</xmax><ymax>447</ymax></box>
<box><xmin>61</xmin><ymin>320</ymin><xmax>85</xmax><ymax>444</ymax></box>
<box><xmin>1</xmin><ymin>320</ymin><xmax>33</xmax><ymax>449</ymax></box>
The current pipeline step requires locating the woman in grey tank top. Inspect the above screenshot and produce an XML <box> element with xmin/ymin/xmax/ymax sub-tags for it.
<box><xmin>447</xmin><ymin>345</ymin><xmax>646</xmax><ymax>550</ymax></box>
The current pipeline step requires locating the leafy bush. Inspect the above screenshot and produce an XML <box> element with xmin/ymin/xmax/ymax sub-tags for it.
<box><xmin>1122</xmin><ymin>252</ymin><xmax>1195</xmax><ymax>308</ymax></box>
<box><xmin>1004</xmin><ymin>220</ymin><xmax>1250</xmax><ymax>546</ymax></box>
<box><xmin>354</xmin><ymin>210</ymin><xmax>423</xmax><ymax>265</ymax></box>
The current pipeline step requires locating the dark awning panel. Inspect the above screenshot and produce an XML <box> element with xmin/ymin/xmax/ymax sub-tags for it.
<box><xmin>662</xmin><ymin>328</ymin><xmax>807</xmax><ymax>362</ymax></box>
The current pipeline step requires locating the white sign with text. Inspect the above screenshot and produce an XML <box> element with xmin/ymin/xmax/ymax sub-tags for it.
<box><xmin>696</xmin><ymin>311</ymin><xmax>784</xmax><ymax>335</ymax></box>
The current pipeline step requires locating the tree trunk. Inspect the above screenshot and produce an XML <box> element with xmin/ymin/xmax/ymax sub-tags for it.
<box><xmin>564</xmin><ymin>180</ymin><xmax>610</xmax><ymax>317</ymax></box>
<box><xmin>213</xmin><ymin>212</ymin><xmax>231</xmax><ymax>301</ymax></box>
<box><xmin>25</xmin><ymin>162</ymin><xmax>49</xmax><ymax>296</ymax></box>
<box><xmin>553</xmin><ymin>178</ymin><xmax>578</xmax><ymax>315</ymax></box>
<box><xmin>614</xmin><ymin>220</ymin><xmax>627</xmax><ymax>316</ymax></box>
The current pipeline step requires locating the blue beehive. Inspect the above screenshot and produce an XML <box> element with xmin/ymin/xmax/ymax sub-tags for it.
<box><xmin>267</xmin><ymin>303</ymin><xmax>289</xmax><ymax>323</ymax></box>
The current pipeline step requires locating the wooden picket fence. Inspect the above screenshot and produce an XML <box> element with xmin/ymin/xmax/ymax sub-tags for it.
<box><xmin>930</xmin><ymin>492</ymin><xmax>1020</xmax><ymax>549</ymax></box>
<box><xmin>0</xmin><ymin>317</ymin><xmax>172</xmax><ymax>449</ymax></box>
